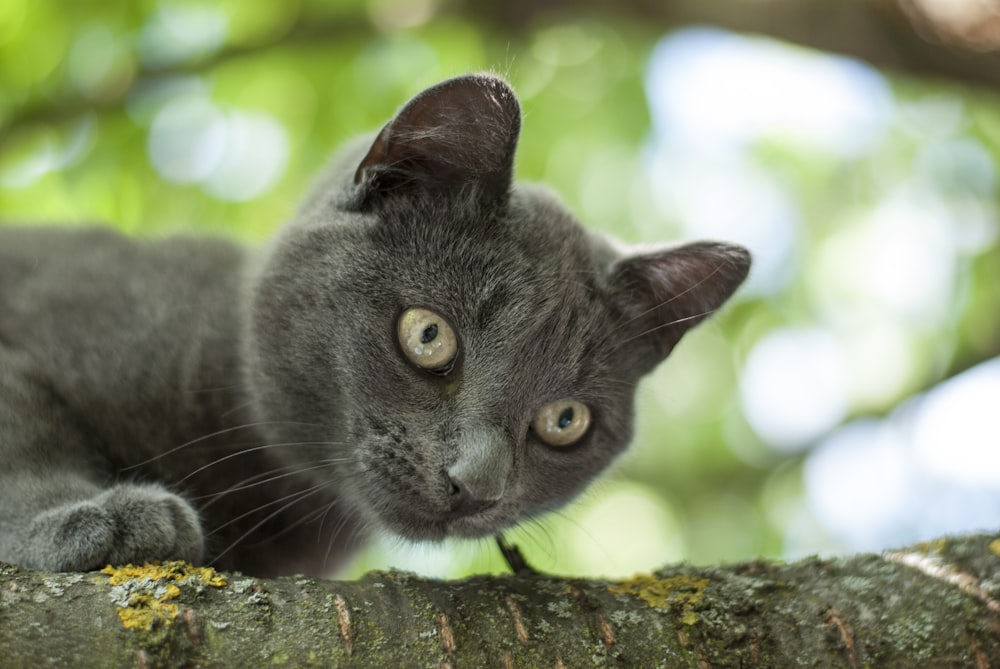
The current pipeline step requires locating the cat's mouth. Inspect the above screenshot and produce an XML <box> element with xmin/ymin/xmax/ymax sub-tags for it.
<box><xmin>446</xmin><ymin>513</ymin><xmax>509</xmax><ymax>539</ymax></box>
<box><xmin>358</xmin><ymin>443</ymin><xmax>516</xmax><ymax>541</ymax></box>
<box><xmin>374</xmin><ymin>501</ymin><xmax>512</xmax><ymax>542</ymax></box>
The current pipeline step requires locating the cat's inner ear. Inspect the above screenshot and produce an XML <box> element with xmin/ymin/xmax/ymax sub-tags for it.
<box><xmin>354</xmin><ymin>74</ymin><xmax>521</xmax><ymax>202</ymax></box>
<box><xmin>610</xmin><ymin>242</ymin><xmax>751</xmax><ymax>366</ymax></box>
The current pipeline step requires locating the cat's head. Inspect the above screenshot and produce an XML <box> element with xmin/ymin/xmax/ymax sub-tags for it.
<box><xmin>246</xmin><ymin>74</ymin><xmax>750</xmax><ymax>543</ymax></box>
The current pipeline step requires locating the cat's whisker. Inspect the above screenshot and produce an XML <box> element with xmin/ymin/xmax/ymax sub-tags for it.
<box><xmin>300</xmin><ymin>499</ymin><xmax>345</xmax><ymax>530</ymax></box>
<box><xmin>220</xmin><ymin>400</ymin><xmax>255</xmax><ymax>420</ymax></box>
<box><xmin>612</xmin><ymin>261</ymin><xmax>730</xmax><ymax>331</ymax></box>
<box><xmin>193</xmin><ymin>459</ymin><xmax>348</xmax><ymax>507</ymax></box>
<box><xmin>205</xmin><ymin>483</ymin><xmax>326</xmax><ymax>537</ymax></box>
<box><xmin>515</xmin><ymin>518</ymin><xmax>560</xmax><ymax>565</ymax></box>
<box><xmin>176</xmin><ymin>441</ymin><xmax>348</xmax><ymax>484</ymax></box>
<box><xmin>209</xmin><ymin>484</ymin><xmax>329</xmax><ymax>565</ymax></box>
<box><xmin>322</xmin><ymin>512</ymin><xmax>374</xmax><ymax>573</ymax></box>
<box><xmin>237</xmin><ymin>494</ymin><xmax>343</xmax><ymax>550</ymax></box>
<box><xmin>121</xmin><ymin>420</ymin><xmax>323</xmax><ymax>470</ymax></box>
<box><xmin>301</xmin><ymin>497</ymin><xmax>367</xmax><ymax>570</ymax></box>
<box><xmin>193</xmin><ymin>467</ymin><xmax>295</xmax><ymax>503</ymax></box>
<box><xmin>331</xmin><ymin>506</ymin><xmax>370</xmax><ymax>562</ymax></box>
<box><xmin>184</xmin><ymin>383</ymin><xmax>246</xmax><ymax>395</ymax></box>
<box><xmin>595</xmin><ymin>377</ymin><xmax>640</xmax><ymax>390</ymax></box>
<box><xmin>537</xmin><ymin>508</ymin><xmax>619</xmax><ymax>573</ymax></box>
<box><xmin>316</xmin><ymin>496</ymin><xmax>342</xmax><ymax>544</ymax></box>
<box><xmin>618</xmin><ymin>308</ymin><xmax>720</xmax><ymax>347</ymax></box>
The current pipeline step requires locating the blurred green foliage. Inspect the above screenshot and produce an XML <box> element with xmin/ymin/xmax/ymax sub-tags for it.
<box><xmin>0</xmin><ymin>1</ymin><xmax>652</xmax><ymax>242</ymax></box>
<box><xmin>1</xmin><ymin>0</ymin><xmax>998</xmax><ymax>578</ymax></box>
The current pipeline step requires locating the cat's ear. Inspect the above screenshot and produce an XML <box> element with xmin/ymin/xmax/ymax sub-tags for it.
<box><xmin>353</xmin><ymin>74</ymin><xmax>520</xmax><ymax>203</ymax></box>
<box><xmin>609</xmin><ymin>242</ymin><xmax>751</xmax><ymax>367</ymax></box>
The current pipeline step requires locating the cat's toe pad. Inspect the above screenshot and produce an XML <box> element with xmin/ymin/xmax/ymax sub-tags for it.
<box><xmin>97</xmin><ymin>484</ymin><xmax>204</xmax><ymax>566</ymax></box>
<box><xmin>29</xmin><ymin>500</ymin><xmax>117</xmax><ymax>571</ymax></box>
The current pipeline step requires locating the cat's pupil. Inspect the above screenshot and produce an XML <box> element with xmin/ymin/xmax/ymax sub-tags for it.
<box><xmin>420</xmin><ymin>323</ymin><xmax>438</xmax><ymax>344</ymax></box>
<box><xmin>558</xmin><ymin>407</ymin><xmax>574</xmax><ymax>429</ymax></box>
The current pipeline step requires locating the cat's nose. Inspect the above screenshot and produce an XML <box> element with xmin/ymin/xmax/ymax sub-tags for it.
<box><xmin>445</xmin><ymin>424</ymin><xmax>510</xmax><ymax>515</ymax></box>
<box><xmin>446</xmin><ymin>472</ymin><xmax>500</xmax><ymax>515</ymax></box>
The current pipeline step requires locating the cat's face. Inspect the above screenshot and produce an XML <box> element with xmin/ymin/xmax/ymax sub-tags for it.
<box><xmin>246</xmin><ymin>75</ymin><xmax>750</xmax><ymax>542</ymax></box>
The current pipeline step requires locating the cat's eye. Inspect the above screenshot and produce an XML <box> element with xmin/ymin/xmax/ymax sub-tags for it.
<box><xmin>532</xmin><ymin>400</ymin><xmax>591</xmax><ymax>447</ymax></box>
<box><xmin>397</xmin><ymin>307</ymin><xmax>459</xmax><ymax>373</ymax></box>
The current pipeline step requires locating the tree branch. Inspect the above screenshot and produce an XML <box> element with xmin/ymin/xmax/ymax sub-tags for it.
<box><xmin>463</xmin><ymin>0</ymin><xmax>1000</xmax><ymax>89</ymax></box>
<box><xmin>2</xmin><ymin>533</ymin><xmax>998</xmax><ymax>667</ymax></box>
<box><xmin>4</xmin><ymin>0</ymin><xmax>1000</xmax><ymax>149</ymax></box>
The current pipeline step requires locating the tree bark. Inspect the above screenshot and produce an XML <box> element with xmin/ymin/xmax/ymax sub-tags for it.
<box><xmin>2</xmin><ymin>534</ymin><xmax>998</xmax><ymax>668</ymax></box>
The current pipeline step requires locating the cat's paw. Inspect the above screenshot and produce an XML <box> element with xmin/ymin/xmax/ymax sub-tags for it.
<box><xmin>27</xmin><ymin>483</ymin><xmax>204</xmax><ymax>571</ymax></box>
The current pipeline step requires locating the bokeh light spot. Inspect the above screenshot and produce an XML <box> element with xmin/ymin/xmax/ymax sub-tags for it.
<box><xmin>740</xmin><ymin>328</ymin><xmax>850</xmax><ymax>450</ymax></box>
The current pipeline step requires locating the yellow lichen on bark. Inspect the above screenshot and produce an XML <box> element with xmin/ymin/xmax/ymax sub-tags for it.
<box><xmin>99</xmin><ymin>561</ymin><xmax>227</xmax><ymax>631</ymax></box>
<box><xmin>101</xmin><ymin>561</ymin><xmax>227</xmax><ymax>587</ymax></box>
<box><xmin>912</xmin><ymin>538</ymin><xmax>949</xmax><ymax>555</ymax></box>
<box><xmin>608</xmin><ymin>574</ymin><xmax>710</xmax><ymax>625</ymax></box>
<box><xmin>114</xmin><ymin>589</ymin><xmax>181</xmax><ymax>631</ymax></box>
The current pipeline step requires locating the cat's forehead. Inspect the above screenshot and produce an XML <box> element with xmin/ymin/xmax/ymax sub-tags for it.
<box><xmin>369</xmin><ymin>187</ymin><xmax>611</xmax><ymax>321</ymax></box>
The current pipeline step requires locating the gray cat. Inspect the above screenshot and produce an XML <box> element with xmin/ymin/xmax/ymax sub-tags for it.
<box><xmin>0</xmin><ymin>74</ymin><xmax>749</xmax><ymax>577</ymax></box>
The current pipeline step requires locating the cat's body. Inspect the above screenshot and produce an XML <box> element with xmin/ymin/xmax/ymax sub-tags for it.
<box><xmin>0</xmin><ymin>75</ymin><xmax>749</xmax><ymax>577</ymax></box>
<box><xmin>0</xmin><ymin>226</ymin><xmax>353</xmax><ymax>576</ymax></box>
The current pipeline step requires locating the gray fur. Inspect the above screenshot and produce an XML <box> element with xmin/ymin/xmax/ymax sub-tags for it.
<box><xmin>0</xmin><ymin>74</ymin><xmax>750</xmax><ymax>577</ymax></box>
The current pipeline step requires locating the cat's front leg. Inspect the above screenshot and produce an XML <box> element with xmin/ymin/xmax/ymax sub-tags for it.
<box><xmin>7</xmin><ymin>479</ymin><xmax>204</xmax><ymax>572</ymax></box>
<box><xmin>0</xmin><ymin>364</ymin><xmax>205</xmax><ymax>571</ymax></box>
